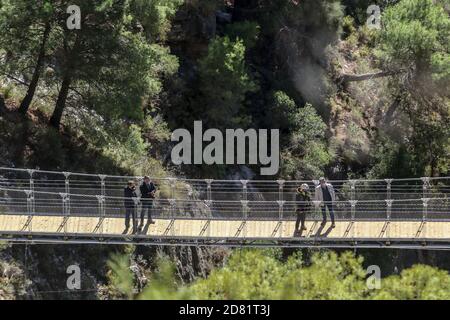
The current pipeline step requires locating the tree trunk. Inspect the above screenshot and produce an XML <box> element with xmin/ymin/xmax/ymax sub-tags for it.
<box><xmin>49</xmin><ymin>30</ymin><xmax>81</xmax><ymax>129</ymax></box>
<box><xmin>50</xmin><ymin>73</ymin><xmax>72</xmax><ymax>128</ymax></box>
<box><xmin>339</xmin><ymin>70</ymin><xmax>404</xmax><ymax>83</ymax></box>
<box><xmin>430</xmin><ymin>150</ymin><xmax>437</xmax><ymax>178</ymax></box>
<box><xmin>0</xmin><ymin>94</ymin><xmax>6</xmax><ymax>113</ymax></box>
<box><xmin>18</xmin><ymin>22</ymin><xmax>51</xmax><ymax>115</ymax></box>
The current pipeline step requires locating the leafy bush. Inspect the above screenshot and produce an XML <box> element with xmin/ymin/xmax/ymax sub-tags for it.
<box><xmin>195</xmin><ymin>36</ymin><xmax>258</xmax><ymax>129</ymax></box>
<box><xmin>225</xmin><ymin>21</ymin><xmax>261</xmax><ymax>49</ymax></box>
<box><xmin>106</xmin><ymin>249</ymin><xmax>450</xmax><ymax>300</ymax></box>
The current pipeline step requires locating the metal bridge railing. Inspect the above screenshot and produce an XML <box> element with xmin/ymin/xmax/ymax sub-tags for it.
<box><xmin>1</xmin><ymin>187</ymin><xmax>449</xmax><ymax>224</ymax></box>
<box><xmin>1</xmin><ymin>167</ymin><xmax>449</xmax><ymax>205</ymax></box>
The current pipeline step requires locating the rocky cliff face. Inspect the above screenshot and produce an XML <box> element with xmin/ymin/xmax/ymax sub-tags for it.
<box><xmin>168</xmin><ymin>1</ymin><xmax>218</xmax><ymax>71</ymax></box>
<box><xmin>0</xmin><ymin>101</ymin><xmax>229</xmax><ymax>300</ymax></box>
<box><xmin>0</xmin><ymin>242</ymin><xmax>229</xmax><ymax>300</ymax></box>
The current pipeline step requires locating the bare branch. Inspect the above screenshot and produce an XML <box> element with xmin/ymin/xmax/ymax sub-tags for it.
<box><xmin>339</xmin><ymin>70</ymin><xmax>405</xmax><ymax>83</ymax></box>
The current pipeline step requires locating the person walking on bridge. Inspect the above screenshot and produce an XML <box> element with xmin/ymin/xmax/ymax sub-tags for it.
<box><xmin>295</xmin><ymin>184</ymin><xmax>311</xmax><ymax>236</ymax></box>
<box><xmin>315</xmin><ymin>177</ymin><xmax>336</xmax><ymax>228</ymax></box>
<box><xmin>139</xmin><ymin>176</ymin><xmax>156</xmax><ymax>230</ymax></box>
<box><xmin>124</xmin><ymin>181</ymin><xmax>137</xmax><ymax>233</ymax></box>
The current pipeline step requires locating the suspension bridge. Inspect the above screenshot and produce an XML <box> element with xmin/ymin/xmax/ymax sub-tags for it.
<box><xmin>0</xmin><ymin>167</ymin><xmax>449</xmax><ymax>248</ymax></box>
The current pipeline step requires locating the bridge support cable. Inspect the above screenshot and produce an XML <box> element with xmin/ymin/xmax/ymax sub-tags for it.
<box><xmin>349</xmin><ymin>180</ymin><xmax>356</xmax><ymax>201</ymax></box>
<box><xmin>200</xmin><ymin>201</ymin><xmax>212</xmax><ymax>238</ymax></box>
<box><xmin>27</xmin><ymin>169</ymin><xmax>35</xmax><ymax>215</ymax></box>
<box><xmin>167</xmin><ymin>199</ymin><xmax>176</xmax><ymax>237</ymax></box>
<box><xmin>238</xmin><ymin>200</ymin><xmax>249</xmax><ymax>238</ymax></box>
<box><xmin>59</xmin><ymin>193</ymin><xmax>70</xmax><ymax>236</ymax></box>
<box><xmin>241</xmin><ymin>180</ymin><xmax>248</xmax><ymax>201</ymax></box>
<box><xmin>24</xmin><ymin>189</ymin><xmax>34</xmax><ymax>233</ymax></box>
<box><xmin>385</xmin><ymin>199</ymin><xmax>393</xmax><ymax>239</ymax></box>
<box><xmin>205</xmin><ymin>179</ymin><xmax>213</xmax><ymax>201</ymax></box>
<box><xmin>132</xmin><ymin>196</ymin><xmax>141</xmax><ymax>234</ymax></box>
<box><xmin>96</xmin><ymin>195</ymin><xmax>105</xmax><ymax>236</ymax></box>
<box><xmin>277</xmin><ymin>180</ymin><xmax>285</xmax><ymax>201</ymax></box>
<box><xmin>204</xmin><ymin>200</ymin><xmax>213</xmax><ymax>238</ymax></box>
<box><xmin>421</xmin><ymin>198</ymin><xmax>430</xmax><ymax>241</ymax></box>
<box><xmin>98</xmin><ymin>175</ymin><xmax>107</xmax><ymax>198</ymax></box>
<box><xmin>277</xmin><ymin>200</ymin><xmax>285</xmax><ymax>238</ymax></box>
<box><xmin>421</xmin><ymin>177</ymin><xmax>431</xmax><ymax>199</ymax></box>
<box><xmin>385</xmin><ymin>179</ymin><xmax>393</xmax><ymax>200</ymax></box>
<box><xmin>349</xmin><ymin>200</ymin><xmax>358</xmax><ymax>241</ymax></box>
<box><xmin>63</xmin><ymin>172</ymin><xmax>71</xmax><ymax>195</ymax></box>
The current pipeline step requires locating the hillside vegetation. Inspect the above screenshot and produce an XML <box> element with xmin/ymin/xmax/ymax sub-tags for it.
<box><xmin>0</xmin><ymin>0</ymin><xmax>449</xmax><ymax>300</ymax></box>
<box><xmin>104</xmin><ymin>249</ymin><xmax>450</xmax><ymax>300</ymax></box>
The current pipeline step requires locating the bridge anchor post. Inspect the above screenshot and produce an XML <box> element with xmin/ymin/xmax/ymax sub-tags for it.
<box><xmin>277</xmin><ymin>200</ymin><xmax>285</xmax><ymax>238</ymax></box>
<box><xmin>59</xmin><ymin>193</ymin><xmax>70</xmax><ymax>238</ymax></box>
<box><xmin>240</xmin><ymin>180</ymin><xmax>248</xmax><ymax>201</ymax></box>
<box><xmin>168</xmin><ymin>199</ymin><xmax>177</xmax><ymax>237</ymax></box>
<box><xmin>385</xmin><ymin>179</ymin><xmax>393</xmax><ymax>200</ymax></box>
<box><xmin>27</xmin><ymin>170</ymin><xmax>35</xmax><ymax>217</ymax></box>
<box><xmin>277</xmin><ymin>180</ymin><xmax>285</xmax><ymax>201</ymax></box>
<box><xmin>98</xmin><ymin>175</ymin><xmax>107</xmax><ymax>198</ymax></box>
<box><xmin>349</xmin><ymin>200</ymin><xmax>358</xmax><ymax>242</ymax></box>
<box><xmin>240</xmin><ymin>200</ymin><xmax>249</xmax><ymax>239</ymax></box>
<box><xmin>133</xmin><ymin>196</ymin><xmax>141</xmax><ymax>236</ymax></box>
<box><xmin>349</xmin><ymin>180</ymin><xmax>356</xmax><ymax>201</ymax></box>
<box><xmin>63</xmin><ymin>172</ymin><xmax>71</xmax><ymax>195</ymax></box>
<box><xmin>24</xmin><ymin>190</ymin><xmax>34</xmax><ymax>233</ymax></box>
<box><xmin>96</xmin><ymin>195</ymin><xmax>106</xmax><ymax>238</ymax></box>
<box><xmin>205</xmin><ymin>179</ymin><xmax>213</xmax><ymax>201</ymax></box>
<box><xmin>421</xmin><ymin>198</ymin><xmax>429</xmax><ymax>244</ymax></box>
<box><xmin>204</xmin><ymin>200</ymin><xmax>213</xmax><ymax>238</ymax></box>
<box><xmin>385</xmin><ymin>199</ymin><xmax>393</xmax><ymax>241</ymax></box>
<box><xmin>421</xmin><ymin>177</ymin><xmax>430</xmax><ymax>199</ymax></box>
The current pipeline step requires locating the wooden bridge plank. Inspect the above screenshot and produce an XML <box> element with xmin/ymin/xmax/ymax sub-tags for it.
<box><xmin>31</xmin><ymin>216</ymin><xmax>65</xmax><ymax>233</ymax></box>
<box><xmin>0</xmin><ymin>215</ymin><xmax>449</xmax><ymax>240</ymax></box>
<box><xmin>209</xmin><ymin>220</ymin><xmax>243</xmax><ymax>238</ymax></box>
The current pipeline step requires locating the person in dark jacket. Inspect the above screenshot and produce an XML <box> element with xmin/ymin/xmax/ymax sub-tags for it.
<box><xmin>124</xmin><ymin>181</ymin><xmax>137</xmax><ymax>233</ymax></box>
<box><xmin>139</xmin><ymin>176</ymin><xmax>156</xmax><ymax>229</ymax></box>
<box><xmin>295</xmin><ymin>184</ymin><xmax>311</xmax><ymax>235</ymax></box>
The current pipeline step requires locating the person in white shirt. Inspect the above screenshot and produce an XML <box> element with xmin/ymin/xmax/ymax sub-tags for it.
<box><xmin>314</xmin><ymin>177</ymin><xmax>336</xmax><ymax>228</ymax></box>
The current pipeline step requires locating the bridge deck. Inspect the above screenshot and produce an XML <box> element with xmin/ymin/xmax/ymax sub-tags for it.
<box><xmin>1</xmin><ymin>214</ymin><xmax>449</xmax><ymax>242</ymax></box>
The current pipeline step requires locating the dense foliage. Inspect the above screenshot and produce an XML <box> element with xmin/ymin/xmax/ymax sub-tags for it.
<box><xmin>0</xmin><ymin>0</ymin><xmax>449</xmax><ymax>300</ymax></box>
<box><xmin>375</xmin><ymin>0</ymin><xmax>450</xmax><ymax>177</ymax></box>
<box><xmin>105</xmin><ymin>249</ymin><xmax>450</xmax><ymax>300</ymax></box>
<box><xmin>1</xmin><ymin>0</ymin><xmax>448</xmax><ymax>179</ymax></box>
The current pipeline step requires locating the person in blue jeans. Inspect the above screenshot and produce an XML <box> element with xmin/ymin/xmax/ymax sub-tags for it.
<box><xmin>314</xmin><ymin>177</ymin><xmax>336</xmax><ymax>228</ymax></box>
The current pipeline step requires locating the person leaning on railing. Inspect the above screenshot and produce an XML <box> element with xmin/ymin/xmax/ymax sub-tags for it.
<box><xmin>124</xmin><ymin>181</ymin><xmax>137</xmax><ymax>233</ymax></box>
<box><xmin>295</xmin><ymin>184</ymin><xmax>311</xmax><ymax>236</ymax></box>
